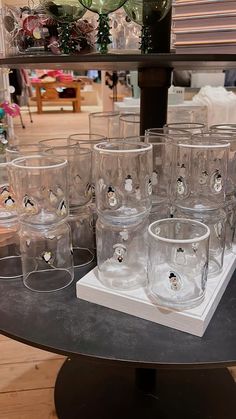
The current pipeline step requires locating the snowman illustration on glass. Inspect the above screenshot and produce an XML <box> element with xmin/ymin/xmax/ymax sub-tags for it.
<box><xmin>199</xmin><ymin>170</ymin><xmax>209</xmax><ymax>185</ymax></box>
<box><xmin>125</xmin><ymin>175</ymin><xmax>133</xmax><ymax>192</ymax></box>
<box><xmin>169</xmin><ymin>272</ymin><xmax>182</xmax><ymax>291</ymax></box>
<box><xmin>211</xmin><ymin>170</ymin><xmax>223</xmax><ymax>193</ymax></box>
<box><xmin>113</xmin><ymin>243</ymin><xmax>127</xmax><ymax>263</ymax></box>
<box><xmin>107</xmin><ymin>186</ymin><xmax>117</xmax><ymax>207</ymax></box>
<box><xmin>177</xmin><ymin>177</ymin><xmax>186</xmax><ymax>196</ymax></box>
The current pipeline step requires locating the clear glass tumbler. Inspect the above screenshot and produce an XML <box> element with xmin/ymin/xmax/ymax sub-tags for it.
<box><xmin>68</xmin><ymin>205</ymin><xmax>95</xmax><ymax>268</ymax></box>
<box><xmin>173</xmin><ymin>205</ymin><xmax>226</xmax><ymax>277</ymax></box>
<box><xmin>96</xmin><ymin>214</ymin><xmax>148</xmax><ymax>290</ymax></box>
<box><xmin>39</xmin><ymin>137</ymin><xmax>78</xmax><ymax>150</ymax></box>
<box><xmin>44</xmin><ymin>145</ymin><xmax>92</xmax><ymax>209</ymax></box>
<box><xmin>94</xmin><ymin>141</ymin><xmax>153</xmax><ymax>219</ymax></box>
<box><xmin>20</xmin><ymin>221</ymin><xmax>74</xmax><ymax>292</ymax></box>
<box><xmin>171</xmin><ymin>138</ymin><xmax>230</xmax><ymax>210</ymax></box>
<box><xmin>120</xmin><ymin>113</ymin><xmax>140</xmax><ymax>137</ymax></box>
<box><xmin>164</xmin><ymin>122</ymin><xmax>206</xmax><ymax>135</ymax></box>
<box><xmin>6</xmin><ymin>144</ymin><xmax>43</xmax><ymax>162</ymax></box>
<box><xmin>148</xmin><ymin>218</ymin><xmax>210</xmax><ymax>310</ymax></box>
<box><xmin>89</xmin><ymin>112</ymin><xmax>120</xmax><ymax>138</ymax></box>
<box><xmin>11</xmin><ymin>155</ymin><xmax>69</xmax><ymax>226</ymax></box>
<box><xmin>0</xmin><ymin>155</ymin><xmax>17</xmax><ymax>220</ymax></box>
<box><xmin>0</xmin><ymin>219</ymin><xmax>22</xmax><ymax>280</ymax></box>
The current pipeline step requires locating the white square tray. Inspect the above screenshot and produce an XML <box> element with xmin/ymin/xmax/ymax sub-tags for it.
<box><xmin>76</xmin><ymin>252</ymin><xmax>236</xmax><ymax>337</ymax></box>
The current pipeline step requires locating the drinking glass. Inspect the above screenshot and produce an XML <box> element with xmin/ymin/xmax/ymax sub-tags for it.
<box><xmin>96</xmin><ymin>214</ymin><xmax>148</xmax><ymax>290</ymax></box>
<box><xmin>94</xmin><ymin>141</ymin><xmax>153</xmax><ymax>219</ymax></box>
<box><xmin>69</xmin><ymin>206</ymin><xmax>95</xmax><ymax>268</ymax></box>
<box><xmin>39</xmin><ymin>137</ymin><xmax>78</xmax><ymax>150</ymax></box>
<box><xmin>6</xmin><ymin>144</ymin><xmax>43</xmax><ymax>162</ymax></box>
<box><xmin>68</xmin><ymin>133</ymin><xmax>107</xmax><ymax>148</ymax></box>
<box><xmin>44</xmin><ymin>145</ymin><xmax>92</xmax><ymax>208</ymax></box>
<box><xmin>149</xmin><ymin>202</ymin><xmax>172</xmax><ymax>224</ymax></box>
<box><xmin>210</xmin><ymin>124</ymin><xmax>236</xmax><ymax>134</ymax></box>
<box><xmin>89</xmin><ymin>112</ymin><xmax>120</xmax><ymax>138</ymax></box>
<box><xmin>120</xmin><ymin>113</ymin><xmax>140</xmax><ymax>137</ymax></box>
<box><xmin>0</xmin><ymin>155</ymin><xmax>17</xmax><ymax>220</ymax></box>
<box><xmin>148</xmin><ymin>218</ymin><xmax>210</xmax><ymax>309</ymax></box>
<box><xmin>11</xmin><ymin>155</ymin><xmax>69</xmax><ymax>226</ymax></box>
<box><xmin>0</xmin><ymin>219</ymin><xmax>22</xmax><ymax>280</ymax></box>
<box><xmin>173</xmin><ymin>205</ymin><xmax>226</xmax><ymax>277</ymax></box>
<box><xmin>171</xmin><ymin>139</ymin><xmax>230</xmax><ymax>210</ymax></box>
<box><xmin>164</xmin><ymin>122</ymin><xmax>206</xmax><ymax>135</ymax></box>
<box><xmin>20</xmin><ymin>221</ymin><xmax>74</xmax><ymax>292</ymax></box>
<box><xmin>225</xmin><ymin>195</ymin><xmax>236</xmax><ymax>254</ymax></box>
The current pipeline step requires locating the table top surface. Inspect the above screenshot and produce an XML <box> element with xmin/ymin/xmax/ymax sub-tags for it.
<box><xmin>0</xmin><ymin>265</ymin><xmax>235</xmax><ymax>368</ymax></box>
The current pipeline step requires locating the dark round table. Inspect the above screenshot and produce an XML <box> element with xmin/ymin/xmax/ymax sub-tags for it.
<box><xmin>0</xmin><ymin>265</ymin><xmax>236</xmax><ymax>419</ymax></box>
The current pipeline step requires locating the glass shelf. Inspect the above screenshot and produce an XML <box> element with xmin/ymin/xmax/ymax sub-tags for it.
<box><xmin>0</xmin><ymin>52</ymin><xmax>236</xmax><ymax>70</ymax></box>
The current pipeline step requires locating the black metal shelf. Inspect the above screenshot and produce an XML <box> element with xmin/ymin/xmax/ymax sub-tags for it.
<box><xmin>0</xmin><ymin>52</ymin><xmax>236</xmax><ymax>70</ymax></box>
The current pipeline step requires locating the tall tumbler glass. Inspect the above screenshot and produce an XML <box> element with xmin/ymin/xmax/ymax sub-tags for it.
<box><xmin>20</xmin><ymin>222</ymin><xmax>74</xmax><ymax>292</ymax></box>
<box><xmin>173</xmin><ymin>205</ymin><xmax>226</xmax><ymax>277</ymax></box>
<box><xmin>0</xmin><ymin>219</ymin><xmax>22</xmax><ymax>280</ymax></box>
<box><xmin>171</xmin><ymin>139</ymin><xmax>230</xmax><ymax>210</ymax></box>
<box><xmin>120</xmin><ymin>113</ymin><xmax>140</xmax><ymax>137</ymax></box>
<box><xmin>96</xmin><ymin>214</ymin><xmax>148</xmax><ymax>290</ymax></box>
<box><xmin>94</xmin><ymin>142</ymin><xmax>153</xmax><ymax>220</ymax></box>
<box><xmin>148</xmin><ymin>218</ymin><xmax>210</xmax><ymax>310</ymax></box>
<box><xmin>43</xmin><ymin>145</ymin><xmax>92</xmax><ymax>209</ymax></box>
<box><xmin>164</xmin><ymin>122</ymin><xmax>206</xmax><ymax>135</ymax></box>
<box><xmin>89</xmin><ymin>112</ymin><xmax>120</xmax><ymax>138</ymax></box>
<box><xmin>0</xmin><ymin>155</ymin><xmax>17</xmax><ymax>220</ymax></box>
<box><xmin>11</xmin><ymin>156</ymin><xmax>69</xmax><ymax>226</ymax></box>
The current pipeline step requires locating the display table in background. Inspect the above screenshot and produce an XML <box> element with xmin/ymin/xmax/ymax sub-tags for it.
<box><xmin>0</xmin><ymin>264</ymin><xmax>235</xmax><ymax>419</ymax></box>
<box><xmin>31</xmin><ymin>81</ymin><xmax>81</xmax><ymax>114</ymax></box>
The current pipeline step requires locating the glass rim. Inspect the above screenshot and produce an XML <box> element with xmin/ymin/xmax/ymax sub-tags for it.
<box><xmin>148</xmin><ymin>218</ymin><xmax>210</xmax><ymax>244</ymax></box>
<box><xmin>39</xmin><ymin>138</ymin><xmax>78</xmax><ymax>147</ymax></box>
<box><xmin>146</xmin><ymin>127</ymin><xmax>189</xmax><ymax>135</ymax></box>
<box><xmin>94</xmin><ymin>141</ymin><xmax>152</xmax><ymax>153</ymax></box>
<box><xmin>164</xmin><ymin>122</ymin><xmax>206</xmax><ymax>129</ymax></box>
<box><xmin>89</xmin><ymin>111</ymin><xmax>120</xmax><ymax>118</ymax></box>
<box><xmin>120</xmin><ymin>113</ymin><xmax>140</xmax><ymax>123</ymax></box>
<box><xmin>68</xmin><ymin>133</ymin><xmax>107</xmax><ymax>141</ymax></box>
<box><xmin>11</xmin><ymin>155</ymin><xmax>68</xmax><ymax>169</ymax></box>
<box><xmin>210</xmin><ymin>124</ymin><xmax>236</xmax><ymax>132</ymax></box>
<box><xmin>173</xmin><ymin>139</ymin><xmax>230</xmax><ymax>149</ymax></box>
<box><xmin>44</xmin><ymin>145</ymin><xmax>91</xmax><ymax>156</ymax></box>
<box><xmin>6</xmin><ymin>143</ymin><xmax>41</xmax><ymax>152</ymax></box>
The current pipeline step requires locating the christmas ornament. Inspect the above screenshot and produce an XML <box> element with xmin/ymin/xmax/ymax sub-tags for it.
<box><xmin>79</xmin><ymin>0</ymin><xmax>127</xmax><ymax>53</ymax></box>
<box><xmin>41</xmin><ymin>0</ymin><xmax>86</xmax><ymax>23</ymax></box>
<box><xmin>123</xmin><ymin>0</ymin><xmax>172</xmax><ymax>53</ymax></box>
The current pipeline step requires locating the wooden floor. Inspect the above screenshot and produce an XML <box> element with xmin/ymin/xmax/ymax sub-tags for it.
<box><xmin>0</xmin><ymin>105</ymin><xmax>235</xmax><ymax>418</ymax></box>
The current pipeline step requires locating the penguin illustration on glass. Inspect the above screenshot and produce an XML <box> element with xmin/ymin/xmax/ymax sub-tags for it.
<box><xmin>23</xmin><ymin>195</ymin><xmax>37</xmax><ymax>214</ymax></box>
<box><xmin>147</xmin><ymin>178</ymin><xmax>152</xmax><ymax>195</ymax></box>
<box><xmin>4</xmin><ymin>195</ymin><xmax>15</xmax><ymax>208</ymax></box>
<box><xmin>107</xmin><ymin>186</ymin><xmax>117</xmax><ymax>207</ymax></box>
<box><xmin>113</xmin><ymin>243</ymin><xmax>127</xmax><ymax>263</ymax></box>
<box><xmin>57</xmin><ymin>200</ymin><xmax>67</xmax><ymax>216</ymax></box>
<box><xmin>49</xmin><ymin>190</ymin><xmax>58</xmax><ymax>205</ymax></box>
<box><xmin>176</xmin><ymin>176</ymin><xmax>186</xmax><ymax>195</ymax></box>
<box><xmin>199</xmin><ymin>170</ymin><xmax>209</xmax><ymax>185</ymax></box>
<box><xmin>0</xmin><ymin>185</ymin><xmax>10</xmax><ymax>200</ymax></box>
<box><xmin>42</xmin><ymin>251</ymin><xmax>53</xmax><ymax>264</ymax></box>
<box><xmin>211</xmin><ymin>170</ymin><xmax>223</xmax><ymax>193</ymax></box>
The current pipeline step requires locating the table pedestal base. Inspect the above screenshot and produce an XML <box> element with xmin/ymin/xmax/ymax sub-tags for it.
<box><xmin>55</xmin><ymin>358</ymin><xmax>236</xmax><ymax>419</ymax></box>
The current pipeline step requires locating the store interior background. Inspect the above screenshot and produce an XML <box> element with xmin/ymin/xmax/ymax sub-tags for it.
<box><xmin>0</xmin><ymin>1</ymin><xmax>236</xmax><ymax>418</ymax></box>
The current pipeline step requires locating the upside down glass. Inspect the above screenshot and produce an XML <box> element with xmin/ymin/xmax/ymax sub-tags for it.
<box><xmin>148</xmin><ymin>218</ymin><xmax>210</xmax><ymax>310</ymax></box>
<box><xmin>119</xmin><ymin>113</ymin><xmax>140</xmax><ymax>137</ymax></box>
<box><xmin>20</xmin><ymin>221</ymin><xmax>74</xmax><ymax>292</ymax></box>
<box><xmin>11</xmin><ymin>156</ymin><xmax>69</xmax><ymax>226</ymax></box>
<box><xmin>94</xmin><ymin>141</ymin><xmax>153</xmax><ymax>219</ymax></box>
<box><xmin>96</xmin><ymin>214</ymin><xmax>148</xmax><ymax>290</ymax></box>
<box><xmin>89</xmin><ymin>112</ymin><xmax>120</xmax><ymax>138</ymax></box>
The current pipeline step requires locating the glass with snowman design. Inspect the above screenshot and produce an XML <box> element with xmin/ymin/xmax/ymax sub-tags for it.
<box><xmin>96</xmin><ymin>214</ymin><xmax>149</xmax><ymax>290</ymax></box>
<box><xmin>171</xmin><ymin>139</ymin><xmax>230</xmax><ymax>211</ymax></box>
<box><xmin>147</xmin><ymin>218</ymin><xmax>210</xmax><ymax>310</ymax></box>
<box><xmin>94</xmin><ymin>141</ymin><xmax>153</xmax><ymax>220</ymax></box>
<box><xmin>0</xmin><ymin>155</ymin><xmax>17</xmax><ymax>220</ymax></box>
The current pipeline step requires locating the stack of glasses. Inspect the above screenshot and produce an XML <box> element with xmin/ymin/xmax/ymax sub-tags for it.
<box><xmin>40</xmin><ymin>139</ymin><xmax>95</xmax><ymax>269</ymax></box>
<box><xmin>0</xmin><ymin>154</ymin><xmax>22</xmax><ymax>281</ymax></box>
<box><xmin>11</xmin><ymin>155</ymin><xmax>74</xmax><ymax>292</ymax></box>
<box><xmin>93</xmin><ymin>141</ymin><xmax>153</xmax><ymax>290</ymax></box>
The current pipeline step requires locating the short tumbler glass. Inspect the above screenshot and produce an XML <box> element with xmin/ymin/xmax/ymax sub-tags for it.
<box><xmin>11</xmin><ymin>156</ymin><xmax>69</xmax><ymax>226</ymax></box>
<box><xmin>120</xmin><ymin>113</ymin><xmax>140</xmax><ymax>137</ymax></box>
<box><xmin>148</xmin><ymin>218</ymin><xmax>210</xmax><ymax>310</ymax></box>
<box><xmin>94</xmin><ymin>142</ymin><xmax>153</xmax><ymax>219</ymax></box>
<box><xmin>96</xmin><ymin>214</ymin><xmax>148</xmax><ymax>290</ymax></box>
<box><xmin>20</xmin><ymin>222</ymin><xmax>74</xmax><ymax>292</ymax></box>
<box><xmin>0</xmin><ymin>220</ymin><xmax>22</xmax><ymax>280</ymax></box>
